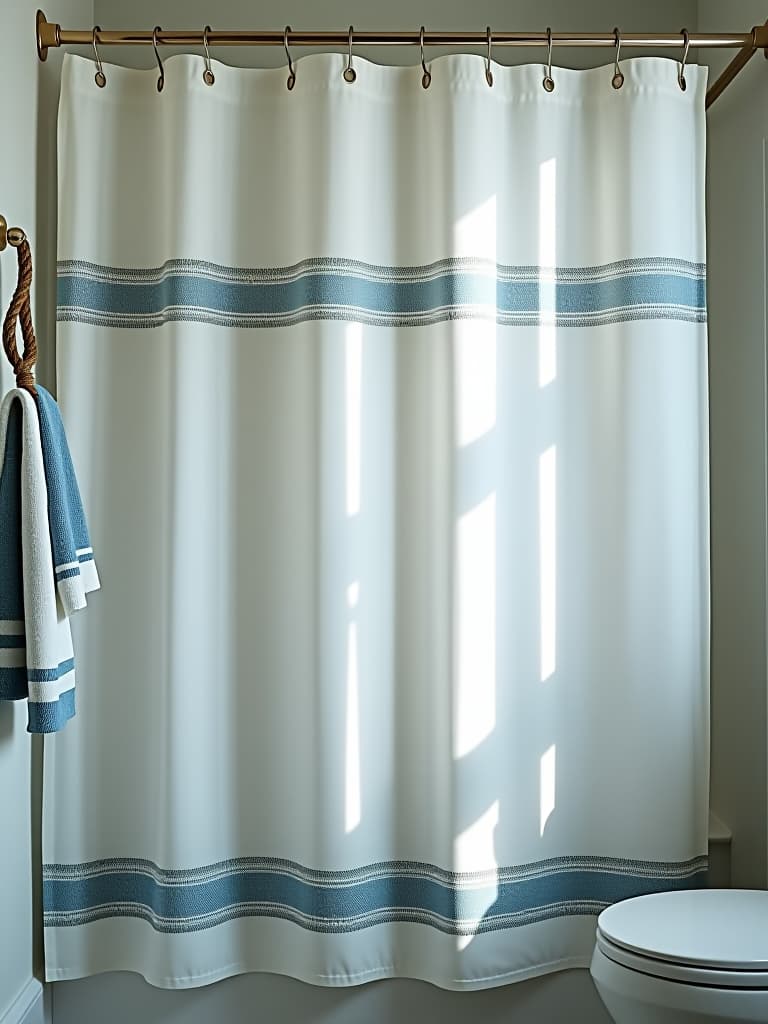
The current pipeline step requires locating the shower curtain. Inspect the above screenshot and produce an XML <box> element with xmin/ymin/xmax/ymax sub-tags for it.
<box><xmin>44</xmin><ymin>51</ymin><xmax>709</xmax><ymax>990</ymax></box>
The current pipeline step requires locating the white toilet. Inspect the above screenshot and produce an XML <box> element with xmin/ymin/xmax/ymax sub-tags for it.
<box><xmin>590</xmin><ymin>889</ymin><xmax>768</xmax><ymax>1022</ymax></box>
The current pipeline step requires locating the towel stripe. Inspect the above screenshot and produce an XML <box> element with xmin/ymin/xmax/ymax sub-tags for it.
<box><xmin>0</xmin><ymin>650</ymin><xmax>26</xmax><ymax>668</ymax></box>
<box><xmin>54</xmin><ymin>550</ymin><xmax>94</xmax><ymax>575</ymax></box>
<box><xmin>0</xmin><ymin>620</ymin><xmax>25</xmax><ymax>635</ymax></box>
<box><xmin>55</xmin><ymin>566</ymin><xmax>84</xmax><ymax>582</ymax></box>
<box><xmin>54</xmin><ymin>551</ymin><xmax>94</xmax><ymax>582</ymax></box>
<box><xmin>43</xmin><ymin>854</ymin><xmax>708</xmax><ymax>936</ymax></box>
<box><xmin>27</xmin><ymin>657</ymin><xmax>76</xmax><ymax>683</ymax></box>
<box><xmin>57</xmin><ymin>257</ymin><xmax>707</xmax><ymax>329</ymax></box>
<box><xmin>0</xmin><ymin>665</ymin><xmax>28</xmax><ymax>700</ymax></box>
<box><xmin>0</xmin><ymin>635</ymin><xmax>26</xmax><ymax>648</ymax></box>
<box><xmin>28</xmin><ymin>687</ymin><xmax>76</xmax><ymax>734</ymax></box>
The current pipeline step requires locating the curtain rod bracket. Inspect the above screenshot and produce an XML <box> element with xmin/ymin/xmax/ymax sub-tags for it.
<box><xmin>37</xmin><ymin>9</ymin><xmax>55</xmax><ymax>62</ymax></box>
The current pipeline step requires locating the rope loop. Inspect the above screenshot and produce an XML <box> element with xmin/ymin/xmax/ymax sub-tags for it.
<box><xmin>2</xmin><ymin>237</ymin><xmax>38</xmax><ymax>396</ymax></box>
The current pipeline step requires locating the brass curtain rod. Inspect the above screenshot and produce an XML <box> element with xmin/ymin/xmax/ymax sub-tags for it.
<box><xmin>36</xmin><ymin>10</ymin><xmax>768</xmax><ymax>109</ymax></box>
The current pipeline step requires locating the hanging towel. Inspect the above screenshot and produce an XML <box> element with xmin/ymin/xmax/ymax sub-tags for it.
<box><xmin>36</xmin><ymin>385</ymin><xmax>100</xmax><ymax>614</ymax></box>
<box><xmin>0</xmin><ymin>387</ymin><xmax>97</xmax><ymax>732</ymax></box>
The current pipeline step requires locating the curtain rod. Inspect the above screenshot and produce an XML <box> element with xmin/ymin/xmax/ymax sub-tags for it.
<box><xmin>35</xmin><ymin>10</ymin><xmax>768</xmax><ymax>109</ymax></box>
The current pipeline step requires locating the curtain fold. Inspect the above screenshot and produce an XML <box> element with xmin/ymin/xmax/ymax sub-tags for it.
<box><xmin>45</xmin><ymin>51</ymin><xmax>709</xmax><ymax>990</ymax></box>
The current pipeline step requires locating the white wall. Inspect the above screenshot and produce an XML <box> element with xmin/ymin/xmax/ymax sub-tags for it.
<box><xmin>0</xmin><ymin>4</ymin><xmax>91</xmax><ymax>1024</ymax></box>
<box><xmin>0</xmin><ymin>2</ymin><xmax>39</xmax><ymax>1018</ymax></box>
<box><xmin>47</xmin><ymin>1</ymin><xmax>692</xmax><ymax>1021</ymax></box>
<box><xmin>697</xmin><ymin>0</ymin><xmax>768</xmax><ymax>891</ymax></box>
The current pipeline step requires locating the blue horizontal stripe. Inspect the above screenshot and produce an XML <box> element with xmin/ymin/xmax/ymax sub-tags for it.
<box><xmin>0</xmin><ymin>665</ymin><xmax>28</xmax><ymax>700</ymax></box>
<box><xmin>28</xmin><ymin>687</ymin><xmax>75</xmax><ymax>734</ymax></box>
<box><xmin>27</xmin><ymin>657</ymin><xmax>75</xmax><ymax>683</ymax></box>
<box><xmin>43</xmin><ymin>856</ymin><xmax>707</xmax><ymax>935</ymax></box>
<box><xmin>0</xmin><ymin>634</ymin><xmax>25</xmax><ymax>648</ymax></box>
<box><xmin>56</xmin><ymin>259</ymin><xmax>706</xmax><ymax>328</ymax></box>
<box><xmin>55</xmin><ymin>566</ymin><xmax>82</xmax><ymax>582</ymax></box>
<box><xmin>54</xmin><ymin>552</ymin><xmax>93</xmax><ymax>581</ymax></box>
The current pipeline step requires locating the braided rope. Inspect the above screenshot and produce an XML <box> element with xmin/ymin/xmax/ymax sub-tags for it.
<box><xmin>3</xmin><ymin>238</ymin><xmax>37</xmax><ymax>396</ymax></box>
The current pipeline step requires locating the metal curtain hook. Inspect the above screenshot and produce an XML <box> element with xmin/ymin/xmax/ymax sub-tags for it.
<box><xmin>612</xmin><ymin>27</ymin><xmax>624</xmax><ymax>88</ymax></box>
<box><xmin>153</xmin><ymin>25</ymin><xmax>164</xmax><ymax>92</ymax></box>
<box><xmin>678</xmin><ymin>28</ymin><xmax>690</xmax><ymax>90</ymax></box>
<box><xmin>202</xmin><ymin>25</ymin><xmax>215</xmax><ymax>85</ymax></box>
<box><xmin>284</xmin><ymin>26</ymin><xmax>296</xmax><ymax>89</ymax></box>
<box><xmin>344</xmin><ymin>25</ymin><xmax>356</xmax><ymax>82</ymax></box>
<box><xmin>420</xmin><ymin>26</ymin><xmax>431</xmax><ymax>89</ymax></box>
<box><xmin>543</xmin><ymin>27</ymin><xmax>555</xmax><ymax>91</ymax></box>
<box><xmin>92</xmin><ymin>25</ymin><xmax>106</xmax><ymax>87</ymax></box>
<box><xmin>92</xmin><ymin>25</ymin><xmax>107</xmax><ymax>87</ymax></box>
<box><xmin>485</xmin><ymin>26</ymin><xmax>494</xmax><ymax>87</ymax></box>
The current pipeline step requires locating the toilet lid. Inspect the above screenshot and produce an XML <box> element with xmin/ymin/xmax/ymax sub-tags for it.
<box><xmin>595</xmin><ymin>932</ymin><xmax>768</xmax><ymax>990</ymax></box>
<box><xmin>597</xmin><ymin>889</ymin><xmax>768</xmax><ymax>970</ymax></box>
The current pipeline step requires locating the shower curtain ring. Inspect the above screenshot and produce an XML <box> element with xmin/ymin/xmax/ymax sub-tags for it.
<box><xmin>420</xmin><ymin>26</ymin><xmax>431</xmax><ymax>89</ymax></box>
<box><xmin>612</xmin><ymin>27</ymin><xmax>624</xmax><ymax>88</ymax></box>
<box><xmin>543</xmin><ymin>27</ymin><xmax>555</xmax><ymax>91</ymax></box>
<box><xmin>678</xmin><ymin>28</ymin><xmax>690</xmax><ymax>91</ymax></box>
<box><xmin>344</xmin><ymin>25</ymin><xmax>356</xmax><ymax>83</ymax></box>
<box><xmin>92</xmin><ymin>26</ymin><xmax>106</xmax><ymax>87</ymax></box>
<box><xmin>153</xmin><ymin>25</ymin><xmax>165</xmax><ymax>92</ymax></box>
<box><xmin>284</xmin><ymin>26</ymin><xmax>296</xmax><ymax>90</ymax></box>
<box><xmin>485</xmin><ymin>26</ymin><xmax>494</xmax><ymax>87</ymax></box>
<box><xmin>202</xmin><ymin>25</ymin><xmax>215</xmax><ymax>85</ymax></box>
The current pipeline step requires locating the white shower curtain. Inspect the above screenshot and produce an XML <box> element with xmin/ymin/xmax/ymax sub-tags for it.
<box><xmin>44</xmin><ymin>51</ymin><xmax>709</xmax><ymax>990</ymax></box>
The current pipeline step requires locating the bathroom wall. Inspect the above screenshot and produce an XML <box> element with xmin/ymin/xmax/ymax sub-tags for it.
<box><xmin>0</xmin><ymin>7</ymin><xmax>40</xmax><ymax>1023</ymax></box>
<box><xmin>0</xmin><ymin>5</ymin><xmax>91</xmax><ymax>1024</ymax></box>
<box><xmin>697</xmin><ymin>0</ymin><xmax>768</xmax><ymax>892</ymax></box>
<box><xmin>47</xmin><ymin>0</ymin><xmax>694</xmax><ymax>1021</ymax></box>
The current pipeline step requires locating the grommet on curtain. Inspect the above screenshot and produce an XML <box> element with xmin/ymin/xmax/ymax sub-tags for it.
<box><xmin>343</xmin><ymin>26</ymin><xmax>356</xmax><ymax>83</ymax></box>
<box><xmin>485</xmin><ymin>26</ymin><xmax>494</xmax><ymax>87</ymax></box>
<box><xmin>612</xmin><ymin>27</ymin><xmax>624</xmax><ymax>89</ymax></box>
<box><xmin>543</xmin><ymin>27</ymin><xmax>555</xmax><ymax>91</ymax></box>
<box><xmin>153</xmin><ymin>25</ymin><xmax>165</xmax><ymax>92</ymax></box>
<box><xmin>420</xmin><ymin>26</ymin><xmax>431</xmax><ymax>89</ymax></box>
<box><xmin>92</xmin><ymin>26</ymin><xmax>106</xmax><ymax>88</ymax></box>
<box><xmin>284</xmin><ymin>26</ymin><xmax>296</xmax><ymax>90</ymax></box>
<box><xmin>202</xmin><ymin>25</ymin><xmax>215</xmax><ymax>85</ymax></box>
<box><xmin>678</xmin><ymin>28</ymin><xmax>690</xmax><ymax>91</ymax></box>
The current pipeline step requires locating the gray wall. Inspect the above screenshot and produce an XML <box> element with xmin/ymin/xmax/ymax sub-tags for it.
<box><xmin>0</xmin><ymin>4</ymin><xmax>39</xmax><ymax>1017</ymax></box>
<box><xmin>0</xmin><ymin>4</ymin><xmax>90</xmax><ymax>1023</ymax></box>
<box><xmin>698</xmin><ymin>0</ymin><xmax>768</xmax><ymax>891</ymax></box>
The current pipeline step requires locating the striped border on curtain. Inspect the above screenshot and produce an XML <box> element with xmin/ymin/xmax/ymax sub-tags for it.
<box><xmin>44</xmin><ymin>855</ymin><xmax>709</xmax><ymax>935</ymax></box>
<box><xmin>56</xmin><ymin>257</ymin><xmax>706</xmax><ymax>329</ymax></box>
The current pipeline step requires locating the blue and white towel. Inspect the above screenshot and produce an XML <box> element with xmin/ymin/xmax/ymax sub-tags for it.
<box><xmin>36</xmin><ymin>386</ymin><xmax>100</xmax><ymax>615</ymax></box>
<box><xmin>0</xmin><ymin>386</ymin><xmax>99</xmax><ymax>733</ymax></box>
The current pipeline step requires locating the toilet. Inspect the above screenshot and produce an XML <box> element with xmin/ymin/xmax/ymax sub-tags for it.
<box><xmin>590</xmin><ymin>889</ymin><xmax>768</xmax><ymax>1022</ymax></box>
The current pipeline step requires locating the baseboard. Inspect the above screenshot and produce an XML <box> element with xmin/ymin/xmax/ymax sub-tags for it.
<box><xmin>0</xmin><ymin>979</ymin><xmax>44</xmax><ymax>1024</ymax></box>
